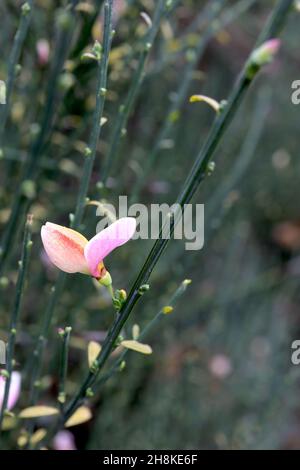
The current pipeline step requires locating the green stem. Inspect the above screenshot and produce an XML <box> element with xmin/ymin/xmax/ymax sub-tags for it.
<box><xmin>0</xmin><ymin>0</ymin><xmax>34</xmax><ymax>149</ymax></box>
<box><xmin>72</xmin><ymin>0</ymin><xmax>114</xmax><ymax>228</ymax></box>
<box><xmin>61</xmin><ymin>0</ymin><xmax>293</xmax><ymax>424</ymax></box>
<box><xmin>0</xmin><ymin>215</ymin><xmax>32</xmax><ymax>431</ymax></box>
<box><xmin>0</xmin><ymin>0</ymin><xmax>79</xmax><ymax>276</ymax></box>
<box><xmin>101</xmin><ymin>0</ymin><xmax>171</xmax><ymax>185</ymax></box>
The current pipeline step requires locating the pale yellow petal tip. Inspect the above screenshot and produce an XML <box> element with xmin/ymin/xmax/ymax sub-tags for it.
<box><xmin>183</xmin><ymin>279</ymin><xmax>192</xmax><ymax>286</ymax></box>
<box><xmin>65</xmin><ymin>406</ymin><xmax>92</xmax><ymax>428</ymax></box>
<box><xmin>162</xmin><ymin>306</ymin><xmax>173</xmax><ymax>315</ymax></box>
<box><xmin>19</xmin><ymin>406</ymin><xmax>59</xmax><ymax>419</ymax></box>
<box><xmin>121</xmin><ymin>340</ymin><xmax>152</xmax><ymax>355</ymax></box>
<box><xmin>189</xmin><ymin>95</ymin><xmax>220</xmax><ymax>113</ymax></box>
<box><xmin>88</xmin><ymin>341</ymin><xmax>102</xmax><ymax>368</ymax></box>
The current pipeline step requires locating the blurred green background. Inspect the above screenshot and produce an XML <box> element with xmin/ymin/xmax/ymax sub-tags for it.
<box><xmin>1</xmin><ymin>0</ymin><xmax>300</xmax><ymax>450</ymax></box>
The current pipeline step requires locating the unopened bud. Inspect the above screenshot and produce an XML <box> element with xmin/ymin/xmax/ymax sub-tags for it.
<box><xmin>162</xmin><ymin>306</ymin><xmax>173</xmax><ymax>315</ymax></box>
<box><xmin>138</xmin><ymin>284</ymin><xmax>150</xmax><ymax>295</ymax></box>
<box><xmin>247</xmin><ymin>39</ymin><xmax>281</xmax><ymax>79</ymax></box>
<box><xmin>0</xmin><ymin>81</ymin><xmax>6</xmax><ymax>104</ymax></box>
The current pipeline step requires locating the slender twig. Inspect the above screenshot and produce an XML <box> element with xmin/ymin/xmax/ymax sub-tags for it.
<box><xmin>94</xmin><ymin>279</ymin><xmax>192</xmax><ymax>390</ymax></box>
<box><xmin>147</xmin><ymin>0</ymin><xmax>255</xmax><ymax>80</ymax></box>
<box><xmin>130</xmin><ymin>0</ymin><xmax>257</xmax><ymax>202</ymax></box>
<box><xmin>101</xmin><ymin>0</ymin><xmax>172</xmax><ymax>185</ymax></box>
<box><xmin>0</xmin><ymin>0</ymin><xmax>34</xmax><ymax>149</ymax></box>
<box><xmin>27</xmin><ymin>0</ymin><xmax>115</xmax><ymax>413</ymax></box>
<box><xmin>0</xmin><ymin>0</ymin><xmax>79</xmax><ymax>276</ymax></box>
<box><xmin>61</xmin><ymin>0</ymin><xmax>293</xmax><ymax>424</ymax></box>
<box><xmin>0</xmin><ymin>215</ymin><xmax>32</xmax><ymax>430</ymax></box>
<box><xmin>57</xmin><ymin>327</ymin><xmax>72</xmax><ymax>411</ymax></box>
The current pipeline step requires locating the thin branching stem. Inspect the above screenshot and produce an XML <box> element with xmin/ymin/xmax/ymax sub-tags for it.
<box><xmin>72</xmin><ymin>0</ymin><xmax>114</xmax><ymax>228</ymax></box>
<box><xmin>101</xmin><ymin>0</ymin><xmax>172</xmax><ymax>185</ymax></box>
<box><xmin>161</xmin><ymin>88</ymin><xmax>272</xmax><ymax>276</ymax></box>
<box><xmin>0</xmin><ymin>215</ymin><xmax>32</xmax><ymax>430</ymax></box>
<box><xmin>60</xmin><ymin>0</ymin><xmax>293</xmax><ymax>425</ymax></box>
<box><xmin>147</xmin><ymin>0</ymin><xmax>255</xmax><ymax>80</ymax></box>
<box><xmin>57</xmin><ymin>327</ymin><xmax>72</xmax><ymax>411</ymax></box>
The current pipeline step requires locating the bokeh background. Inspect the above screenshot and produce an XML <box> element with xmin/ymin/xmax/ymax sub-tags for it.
<box><xmin>1</xmin><ymin>0</ymin><xmax>300</xmax><ymax>450</ymax></box>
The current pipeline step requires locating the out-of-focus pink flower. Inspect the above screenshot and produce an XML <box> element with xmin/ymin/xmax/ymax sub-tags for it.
<box><xmin>36</xmin><ymin>39</ymin><xmax>50</xmax><ymax>66</ymax></box>
<box><xmin>41</xmin><ymin>218</ymin><xmax>136</xmax><ymax>279</ymax></box>
<box><xmin>112</xmin><ymin>0</ymin><xmax>127</xmax><ymax>26</ymax></box>
<box><xmin>0</xmin><ymin>371</ymin><xmax>21</xmax><ymax>410</ymax></box>
<box><xmin>209</xmin><ymin>354</ymin><xmax>232</xmax><ymax>380</ymax></box>
<box><xmin>53</xmin><ymin>431</ymin><xmax>77</xmax><ymax>451</ymax></box>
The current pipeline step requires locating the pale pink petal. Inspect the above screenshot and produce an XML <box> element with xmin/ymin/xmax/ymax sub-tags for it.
<box><xmin>53</xmin><ymin>431</ymin><xmax>77</xmax><ymax>451</ymax></box>
<box><xmin>0</xmin><ymin>371</ymin><xmax>21</xmax><ymax>411</ymax></box>
<box><xmin>84</xmin><ymin>217</ymin><xmax>136</xmax><ymax>277</ymax></box>
<box><xmin>41</xmin><ymin>222</ymin><xmax>90</xmax><ymax>275</ymax></box>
